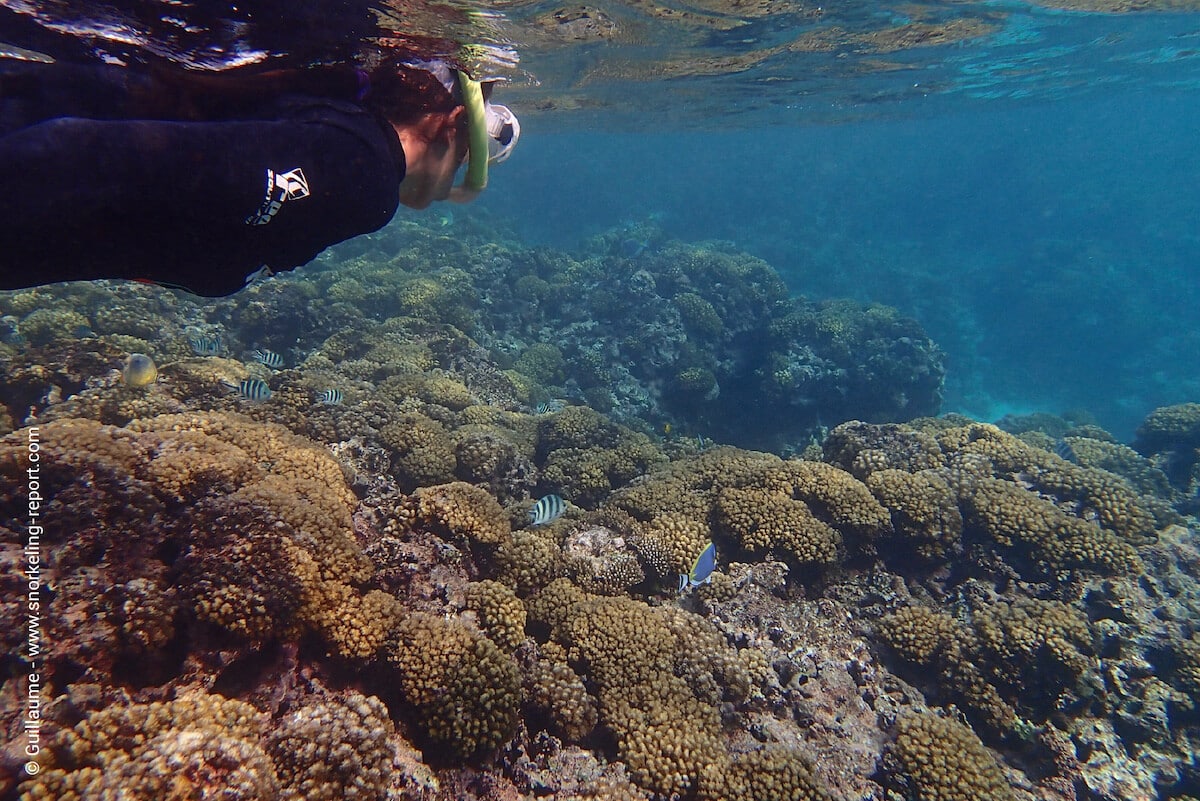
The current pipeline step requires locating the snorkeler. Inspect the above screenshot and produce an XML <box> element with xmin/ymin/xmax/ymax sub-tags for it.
<box><xmin>0</xmin><ymin>57</ymin><xmax>519</xmax><ymax>296</ymax></box>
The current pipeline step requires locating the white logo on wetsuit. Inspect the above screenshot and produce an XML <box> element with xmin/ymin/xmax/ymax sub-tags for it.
<box><xmin>246</xmin><ymin>167</ymin><xmax>310</xmax><ymax>226</ymax></box>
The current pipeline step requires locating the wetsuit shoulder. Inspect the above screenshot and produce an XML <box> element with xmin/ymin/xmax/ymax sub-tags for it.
<box><xmin>0</xmin><ymin>94</ymin><xmax>405</xmax><ymax>296</ymax></box>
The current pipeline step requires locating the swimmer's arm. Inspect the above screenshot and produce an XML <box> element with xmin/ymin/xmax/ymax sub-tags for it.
<box><xmin>0</xmin><ymin>112</ymin><xmax>402</xmax><ymax>288</ymax></box>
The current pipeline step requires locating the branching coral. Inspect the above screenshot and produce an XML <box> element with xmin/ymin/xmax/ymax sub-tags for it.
<box><xmin>399</xmin><ymin>481</ymin><xmax>511</xmax><ymax>545</ymax></box>
<box><xmin>1</xmin><ymin>413</ymin><xmax>391</xmax><ymax>667</ymax></box>
<box><xmin>972</xmin><ymin>598</ymin><xmax>1092</xmax><ymax>693</ymax></box>
<box><xmin>380</xmin><ymin>412</ymin><xmax>457</xmax><ymax>489</ymax></box>
<box><xmin>523</xmin><ymin>581</ymin><xmax>790</xmax><ymax>798</ymax></box>
<box><xmin>493</xmin><ymin>530</ymin><xmax>565</xmax><ymax>596</ymax></box>
<box><xmin>23</xmin><ymin>689</ymin><xmax>277</xmax><ymax>801</ymax></box>
<box><xmin>536</xmin><ymin>409</ymin><xmax>667</xmax><ymax>507</ymax></box>
<box><xmin>716</xmin><ymin>485</ymin><xmax>842</xmax><ymax>566</ymax></box>
<box><xmin>825</xmin><ymin>420</ymin><xmax>1153</xmax><ymax>581</ymax></box>
<box><xmin>891</xmin><ymin>713</ymin><xmax>1016</xmax><ymax>801</ymax></box>
<box><xmin>385</xmin><ymin>611</ymin><xmax>521</xmax><ymax>759</ymax></box>
<box><xmin>877</xmin><ymin>606</ymin><xmax>1016</xmax><ymax>731</ymax></box>
<box><xmin>965</xmin><ymin>476</ymin><xmax>1141</xmax><ymax>576</ymax></box>
<box><xmin>866</xmin><ymin>468</ymin><xmax>963</xmax><ymax>561</ymax></box>
<box><xmin>526</xmin><ymin>656</ymin><xmax>599</xmax><ymax>742</ymax></box>
<box><xmin>879</xmin><ymin>596</ymin><xmax>1094</xmax><ymax>733</ymax></box>
<box><xmin>465</xmin><ymin>579</ymin><xmax>528</xmax><ymax>651</ymax></box>
<box><xmin>265</xmin><ymin>691</ymin><xmax>395</xmax><ymax>801</ymax></box>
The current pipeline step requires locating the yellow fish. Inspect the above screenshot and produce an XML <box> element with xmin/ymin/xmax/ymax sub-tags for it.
<box><xmin>122</xmin><ymin>353</ymin><xmax>158</xmax><ymax>388</ymax></box>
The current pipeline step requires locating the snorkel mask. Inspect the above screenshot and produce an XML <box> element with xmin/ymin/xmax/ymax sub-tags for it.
<box><xmin>456</xmin><ymin>70</ymin><xmax>520</xmax><ymax>193</ymax></box>
<box><xmin>389</xmin><ymin>59</ymin><xmax>519</xmax><ymax>197</ymax></box>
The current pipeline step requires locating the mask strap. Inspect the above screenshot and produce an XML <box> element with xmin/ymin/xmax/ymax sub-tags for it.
<box><xmin>456</xmin><ymin>70</ymin><xmax>489</xmax><ymax>193</ymax></box>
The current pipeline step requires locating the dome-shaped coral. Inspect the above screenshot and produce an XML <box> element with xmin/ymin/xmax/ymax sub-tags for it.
<box><xmin>385</xmin><ymin>612</ymin><xmax>521</xmax><ymax>759</ymax></box>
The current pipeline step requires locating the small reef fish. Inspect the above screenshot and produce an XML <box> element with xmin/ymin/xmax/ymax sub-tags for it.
<box><xmin>253</xmin><ymin>349</ymin><xmax>284</xmax><ymax>369</ymax></box>
<box><xmin>678</xmin><ymin>541</ymin><xmax>717</xmax><ymax>593</ymax></box>
<box><xmin>695</xmin><ymin>435</ymin><xmax>711</xmax><ymax>450</ymax></box>
<box><xmin>1054</xmin><ymin>438</ymin><xmax>1077</xmax><ymax>463</ymax></box>
<box><xmin>122</xmin><ymin>353</ymin><xmax>158</xmax><ymax>388</ymax></box>
<box><xmin>222</xmin><ymin>378</ymin><xmax>272</xmax><ymax>401</ymax></box>
<box><xmin>1</xmin><ymin>315</ymin><xmax>25</xmax><ymax>346</ymax></box>
<box><xmin>621</xmin><ymin>238</ymin><xmax>648</xmax><ymax>258</ymax></box>
<box><xmin>189</xmin><ymin>335</ymin><xmax>222</xmax><ymax>356</ymax></box>
<box><xmin>529</xmin><ymin>494</ymin><xmax>566</xmax><ymax>526</ymax></box>
<box><xmin>317</xmin><ymin>388</ymin><xmax>343</xmax><ymax>406</ymax></box>
<box><xmin>535</xmin><ymin>399</ymin><xmax>566</xmax><ymax>415</ymax></box>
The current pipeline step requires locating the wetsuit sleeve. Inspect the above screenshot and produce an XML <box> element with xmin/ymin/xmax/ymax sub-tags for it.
<box><xmin>0</xmin><ymin>101</ymin><xmax>403</xmax><ymax>296</ymax></box>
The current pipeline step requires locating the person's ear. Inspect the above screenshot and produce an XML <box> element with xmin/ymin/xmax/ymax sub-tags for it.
<box><xmin>444</xmin><ymin>105</ymin><xmax>467</xmax><ymax>134</ymax></box>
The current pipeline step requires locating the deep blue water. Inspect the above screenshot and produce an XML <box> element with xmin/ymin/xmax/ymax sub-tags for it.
<box><xmin>480</xmin><ymin>86</ymin><xmax>1200</xmax><ymax>440</ymax></box>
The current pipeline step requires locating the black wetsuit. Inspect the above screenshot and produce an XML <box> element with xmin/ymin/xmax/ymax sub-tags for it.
<box><xmin>0</xmin><ymin>62</ymin><xmax>405</xmax><ymax>296</ymax></box>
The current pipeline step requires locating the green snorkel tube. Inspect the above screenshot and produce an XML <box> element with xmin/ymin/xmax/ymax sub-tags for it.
<box><xmin>457</xmin><ymin>70</ymin><xmax>490</xmax><ymax>193</ymax></box>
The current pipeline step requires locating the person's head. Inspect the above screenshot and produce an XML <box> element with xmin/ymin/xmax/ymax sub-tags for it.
<box><xmin>362</xmin><ymin>59</ymin><xmax>519</xmax><ymax>209</ymax></box>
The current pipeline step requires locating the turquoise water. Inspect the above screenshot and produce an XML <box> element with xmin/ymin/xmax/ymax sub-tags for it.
<box><xmin>6</xmin><ymin>4</ymin><xmax>1200</xmax><ymax>800</ymax></box>
<box><xmin>481</xmin><ymin>85</ymin><xmax>1200</xmax><ymax>438</ymax></box>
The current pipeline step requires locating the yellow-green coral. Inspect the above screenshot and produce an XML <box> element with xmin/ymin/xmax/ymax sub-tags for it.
<box><xmin>880</xmin><ymin>606</ymin><xmax>968</xmax><ymax>666</ymax></box>
<box><xmin>22</xmin><ymin>689</ymin><xmax>276</xmax><ymax>801</ymax></box>
<box><xmin>385</xmin><ymin>612</ymin><xmax>521</xmax><ymax>758</ymax></box>
<box><xmin>1136</xmin><ymin>402</ymin><xmax>1200</xmax><ymax>451</ymax></box>
<box><xmin>401</xmin><ymin>481</ymin><xmax>511</xmax><ymax>545</ymax></box>
<box><xmin>535</xmin><ymin>415</ymin><xmax>668</xmax><ymax>508</ymax></box>
<box><xmin>763</xmin><ymin>460</ymin><xmax>892</xmax><ymax>543</ymax></box>
<box><xmin>713</xmin><ymin>747</ymin><xmax>837</xmax><ymax>801</ymax></box>
<box><xmin>18</xmin><ymin>307</ymin><xmax>92</xmax><ymax>346</ymax></box>
<box><xmin>973</xmin><ymin>598</ymin><xmax>1092</xmax><ymax>685</ymax></box>
<box><xmin>514</xmin><ymin>342</ymin><xmax>566</xmax><ymax>384</ymax></box>
<box><xmin>380</xmin><ymin>412</ymin><xmax>457</xmax><ymax>488</ymax></box>
<box><xmin>638</xmin><ymin>512</ymin><xmax>712</xmax><ymax>575</ymax></box>
<box><xmin>673</xmin><ymin>292</ymin><xmax>724</xmax><ymax>338</ymax></box>
<box><xmin>527</xmin><ymin>657</ymin><xmax>599</xmax><ymax>742</ymax></box>
<box><xmin>878</xmin><ymin>606</ymin><xmax>1016</xmax><ymax>731</ymax></box>
<box><xmin>716</xmin><ymin>485</ymin><xmax>841</xmax><ymax>565</ymax></box>
<box><xmin>494</xmin><ymin>530</ymin><xmax>565</xmax><ymax>595</ymax></box>
<box><xmin>525</xmin><ymin>582</ymin><xmax>768</xmax><ymax>798</ymax></box>
<box><xmin>892</xmin><ymin>713</ymin><xmax>1016</xmax><ymax>801</ymax></box>
<box><xmin>867</xmin><ymin>468</ymin><xmax>962</xmax><ymax>560</ymax></box>
<box><xmin>465</xmin><ymin>579</ymin><xmax>528</xmax><ymax>651</ymax></box>
<box><xmin>5</xmin><ymin>413</ymin><xmax>388</xmax><ymax>661</ymax></box>
<box><xmin>266</xmin><ymin>691</ymin><xmax>395</xmax><ymax>801</ymax></box>
<box><xmin>966</xmin><ymin>476</ymin><xmax>1141</xmax><ymax>575</ymax></box>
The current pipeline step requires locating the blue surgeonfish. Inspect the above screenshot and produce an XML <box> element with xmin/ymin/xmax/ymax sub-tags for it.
<box><xmin>529</xmin><ymin>494</ymin><xmax>566</xmax><ymax>526</ymax></box>
<box><xmin>678</xmin><ymin>541</ymin><xmax>717</xmax><ymax>593</ymax></box>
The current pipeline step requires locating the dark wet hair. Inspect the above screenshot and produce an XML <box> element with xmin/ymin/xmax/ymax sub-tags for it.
<box><xmin>359</xmin><ymin>57</ymin><xmax>461</xmax><ymax>125</ymax></box>
<box><xmin>136</xmin><ymin>57</ymin><xmax>461</xmax><ymax>126</ymax></box>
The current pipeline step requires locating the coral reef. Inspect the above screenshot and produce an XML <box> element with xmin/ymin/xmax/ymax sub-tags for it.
<box><xmin>2</xmin><ymin>222</ymin><xmax>1197</xmax><ymax>801</ymax></box>
<box><xmin>384</xmin><ymin>611</ymin><xmax>522</xmax><ymax>760</ymax></box>
<box><xmin>888</xmin><ymin>712</ymin><xmax>1016</xmax><ymax>801</ymax></box>
<box><xmin>22</xmin><ymin>687</ymin><xmax>396</xmax><ymax>801</ymax></box>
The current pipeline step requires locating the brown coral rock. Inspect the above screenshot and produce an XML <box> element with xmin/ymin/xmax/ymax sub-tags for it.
<box><xmin>892</xmin><ymin>713</ymin><xmax>1016</xmax><ymax>801</ymax></box>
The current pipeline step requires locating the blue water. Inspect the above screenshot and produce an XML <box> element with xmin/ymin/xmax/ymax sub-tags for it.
<box><xmin>480</xmin><ymin>85</ymin><xmax>1200</xmax><ymax>440</ymax></box>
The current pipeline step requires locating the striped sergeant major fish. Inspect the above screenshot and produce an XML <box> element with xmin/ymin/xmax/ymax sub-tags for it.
<box><xmin>317</xmin><ymin>388</ymin><xmax>343</xmax><ymax>406</ymax></box>
<box><xmin>535</xmin><ymin>399</ymin><xmax>566</xmax><ymax>415</ymax></box>
<box><xmin>678</xmin><ymin>541</ymin><xmax>717</xmax><ymax>593</ymax></box>
<box><xmin>529</xmin><ymin>494</ymin><xmax>566</xmax><ymax>526</ymax></box>
<box><xmin>253</xmin><ymin>349</ymin><xmax>284</xmax><ymax>369</ymax></box>
<box><xmin>221</xmin><ymin>377</ymin><xmax>272</xmax><ymax>401</ymax></box>
<box><xmin>1053</xmin><ymin>438</ymin><xmax>1077</xmax><ymax>463</ymax></box>
<box><xmin>189</xmin><ymin>335</ymin><xmax>222</xmax><ymax>356</ymax></box>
